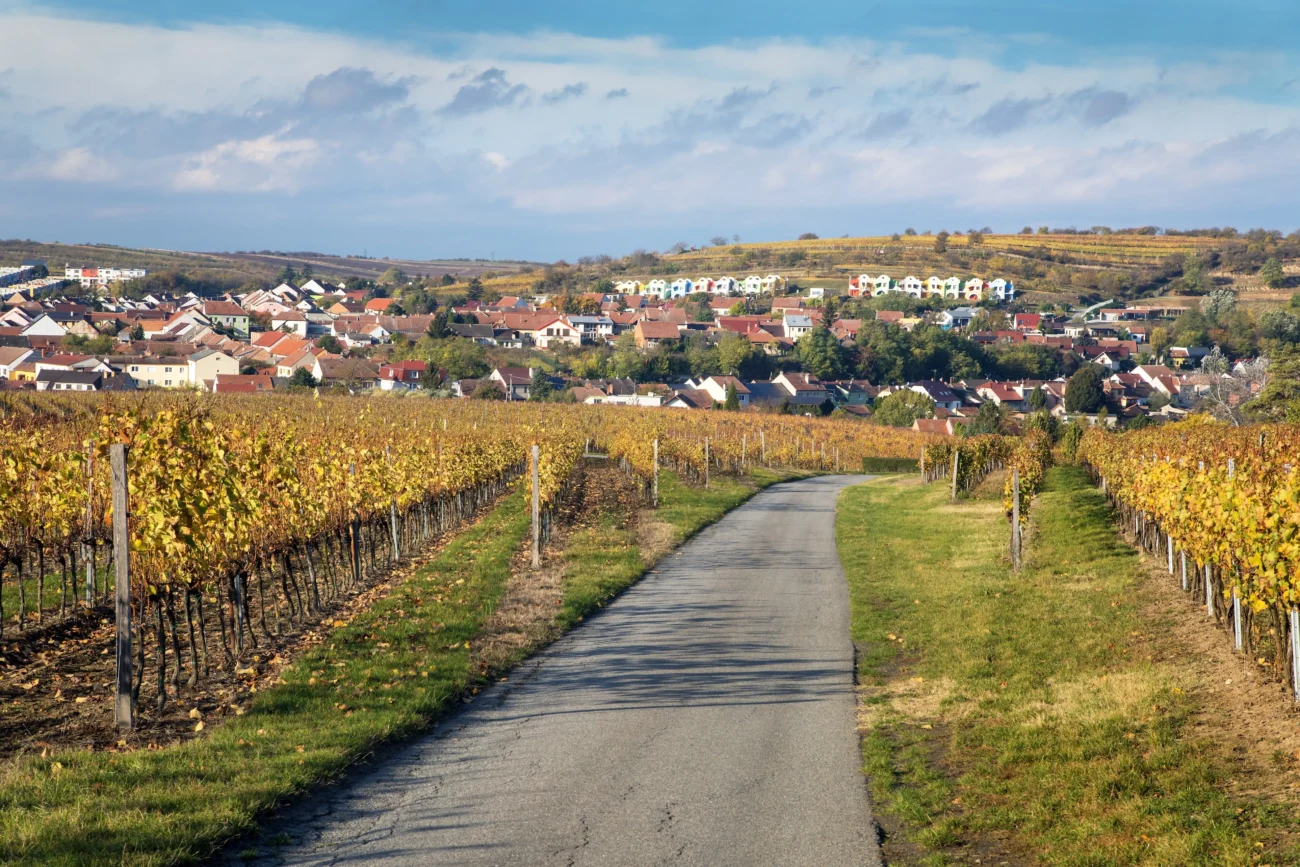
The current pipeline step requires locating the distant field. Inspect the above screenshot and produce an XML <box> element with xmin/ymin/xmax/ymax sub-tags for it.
<box><xmin>199</xmin><ymin>250</ymin><xmax>538</xmax><ymax>282</ymax></box>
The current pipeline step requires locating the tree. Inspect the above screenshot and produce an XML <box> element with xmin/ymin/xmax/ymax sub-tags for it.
<box><xmin>1245</xmin><ymin>346</ymin><xmax>1300</xmax><ymax>422</ymax></box>
<box><xmin>1020</xmin><ymin>226</ymin><xmax>1034</xmax><ymax>235</ymax></box>
<box><xmin>528</xmin><ymin>369</ymin><xmax>554</xmax><ymax>401</ymax></box>
<box><xmin>1027</xmin><ymin>385</ymin><xmax>1048</xmax><ymax>411</ymax></box>
<box><xmin>723</xmin><ymin>381</ymin><xmax>741</xmax><ymax>411</ymax></box>
<box><xmin>968</xmin><ymin>230</ymin><xmax>985</xmax><ymax>246</ymax></box>
<box><xmin>276</xmin><ymin>265</ymin><xmax>299</xmax><ymax>286</ymax></box>
<box><xmin>378</xmin><ymin>267</ymin><xmax>407</xmax><ymax>285</ymax></box>
<box><xmin>933</xmin><ymin>230</ymin><xmax>949</xmax><ymax>253</ymax></box>
<box><xmin>1149</xmin><ymin>325</ymin><xmax>1172</xmax><ymax>360</ymax></box>
<box><xmin>1261</xmin><ymin>257</ymin><xmax>1286</xmax><ymax>289</ymax></box>
<box><xmin>288</xmin><ymin>367</ymin><xmax>318</xmax><ymax>389</ymax></box>
<box><xmin>872</xmin><ymin>389</ymin><xmax>933</xmax><ymax>427</ymax></box>
<box><xmin>472</xmin><ymin>381</ymin><xmax>504</xmax><ymax>400</ymax></box>
<box><xmin>711</xmin><ymin>236</ymin><xmax>729</xmax><ymax>247</ymax></box>
<box><xmin>1200</xmin><ymin>289</ymin><xmax>1237</xmax><ymax>321</ymax></box>
<box><xmin>796</xmin><ymin>326</ymin><xmax>849</xmax><ymax>379</ymax></box>
<box><xmin>727</xmin><ymin>301</ymin><xmax>747</xmax><ymax>317</ymax></box>
<box><xmin>798</xmin><ymin>232</ymin><xmax>819</xmax><ymax>240</ymax></box>
<box><xmin>465</xmin><ymin>277</ymin><xmax>484</xmax><ymax>301</ymax></box>
<box><xmin>903</xmin><ymin>228</ymin><xmax>917</xmax><ymax>236</ymax></box>
<box><xmin>317</xmin><ymin>334</ymin><xmax>343</xmax><ymax>354</ymax></box>
<box><xmin>1064</xmin><ymin>365</ymin><xmax>1105</xmax><ymax>413</ymax></box>
<box><xmin>131</xmin><ymin>324</ymin><xmax>145</xmax><ymax>341</ymax></box>
<box><xmin>717</xmin><ymin>331</ymin><xmax>760</xmax><ymax>376</ymax></box>
<box><xmin>963</xmin><ymin>400</ymin><xmax>1008</xmax><ymax>436</ymax></box>
<box><xmin>1198</xmin><ymin>346</ymin><xmax>1268</xmax><ymax>425</ymax></box>
<box><xmin>1037</xmin><ymin>226</ymin><xmax>1050</xmax><ymax>235</ymax></box>
<box><xmin>441</xmin><ymin>273</ymin><xmax>457</xmax><ymax>286</ymax></box>
<box><xmin>427</xmin><ymin>310</ymin><xmax>452</xmax><ymax>339</ymax></box>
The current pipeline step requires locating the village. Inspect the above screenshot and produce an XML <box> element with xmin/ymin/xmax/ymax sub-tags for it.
<box><xmin>0</xmin><ymin>262</ymin><xmax>1226</xmax><ymax>429</ymax></box>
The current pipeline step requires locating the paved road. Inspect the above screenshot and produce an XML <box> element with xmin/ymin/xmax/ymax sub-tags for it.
<box><xmin>240</xmin><ymin>475</ymin><xmax>882</xmax><ymax>867</ymax></box>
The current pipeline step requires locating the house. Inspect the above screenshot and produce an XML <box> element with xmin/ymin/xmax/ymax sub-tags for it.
<box><xmin>613</xmin><ymin>280</ymin><xmax>643</xmax><ymax>294</ymax></box>
<box><xmin>926</xmin><ymin>276</ymin><xmax>946</xmax><ymax>297</ymax></box>
<box><xmin>1133</xmin><ymin>364</ymin><xmax>1180</xmax><ymax>398</ymax></box>
<box><xmin>566</xmin><ymin>315</ymin><xmax>614</xmax><ymax>342</ymax></box>
<box><xmin>871</xmin><ymin>275</ymin><xmax>893</xmax><ymax>296</ymax></box>
<box><xmin>988</xmin><ymin>278</ymin><xmax>1015</xmax><ymax>301</ymax></box>
<box><xmin>1168</xmin><ymin>346</ymin><xmax>1210</xmax><ymax>369</ymax></box>
<box><xmin>212</xmin><ymin>373</ymin><xmax>277</xmax><ymax>394</ymax></box>
<box><xmin>317</xmin><ymin>357</ymin><xmax>381</xmax><ymax>389</ymax></box>
<box><xmin>448</xmin><ymin>323</ymin><xmax>501</xmax><ymax>345</ymax></box>
<box><xmin>0</xmin><ymin>346</ymin><xmax>33</xmax><ymax>378</ymax></box>
<box><xmin>696</xmin><ymin>375</ymin><xmax>751</xmax><ymax>407</ymax></box>
<box><xmin>488</xmin><ymin>367</ymin><xmax>533</xmax><ymax>400</ymax></box>
<box><xmin>364</xmin><ymin>297</ymin><xmax>400</xmax><ymax>314</ymax></box>
<box><xmin>201</xmin><ymin>301</ymin><xmax>250</xmax><ymax>338</ymax></box>
<box><xmin>964</xmin><ymin>278</ymin><xmax>986</xmax><ymax>300</ymax></box>
<box><xmin>807</xmin><ymin>287</ymin><xmax>827</xmax><ymax>299</ymax></box>
<box><xmin>694</xmin><ymin>278</ymin><xmax>716</xmax><ymax>294</ymax></box>
<box><xmin>936</xmin><ymin>307</ymin><xmax>977</xmax><ymax>330</ymax></box>
<box><xmin>977</xmin><ymin>382</ymin><xmax>1027</xmax><ymax>411</ymax></box>
<box><xmin>908</xmin><ymin>380</ymin><xmax>963</xmax><ymax>412</ymax></box>
<box><xmin>876</xmin><ymin>310</ymin><xmax>904</xmax><ymax>325</ymax></box>
<box><xmin>1013</xmin><ymin>313</ymin><xmax>1042</xmax><ymax>332</ymax></box>
<box><xmin>20</xmin><ymin>313</ymin><xmax>68</xmax><ymax>337</ymax></box>
<box><xmin>774</xmin><ymin>371</ymin><xmax>828</xmax><ymax>406</ymax></box>
<box><xmin>762</xmin><ymin>275</ymin><xmax>786</xmax><ymax>293</ymax></box>
<box><xmin>501</xmin><ymin>313</ymin><xmax>582</xmax><ymax>348</ymax></box>
<box><xmin>913</xmin><ymin>418</ymin><xmax>963</xmax><ymax>435</ymax></box>
<box><xmin>665</xmin><ymin>388</ymin><xmax>715</xmax><ymax>409</ymax></box>
<box><xmin>784</xmin><ymin>314</ymin><xmax>814</xmax><ymax>340</ymax></box>
<box><xmin>112</xmin><ymin>356</ymin><xmax>194</xmax><ymax>388</ymax></box>
<box><xmin>712</xmin><ymin>277</ymin><xmax>739</xmax><ymax>296</ymax></box>
<box><xmin>379</xmin><ymin>359</ymin><xmax>428</xmax><ymax>390</ymax></box>
<box><xmin>669</xmin><ymin>278</ymin><xmax>694</xmax><ymax>298</ymax></box>
<box><xmin>645</xmin><ymin>279</ymin><xmax>669</xmax><ymax>298</ymax></box>
<box><xmin>271</xmin><ymin>310</ymin><xmax>309</xmax><ymax>336</ymax></box>
<box><xmin>943</xmin><ymin>277</ymin><xmax>962</xmax><ymax>297</ymax></box>
<box><xmin>35</xmin><ymin>370</ymin><xmax>136</xmax><ymax>392</ymax></box>
<box><xmin>276</xmin><ymin>348</ymin><xmax>321</xmax><ymax>378</ymax></box>
<box><xmin>634</xmin><ymin>321</ymin><xmax>681</xmax><ymax>349</ymax></box>
<box><xmin>898</xmin><ymin>276</ymin><xmax>924</xmax><ymax>297</ymax></box>
<box><xmin>187</xmin><ymin>349</ymin><xmax>239</xmax><ymax>388</ymax></box>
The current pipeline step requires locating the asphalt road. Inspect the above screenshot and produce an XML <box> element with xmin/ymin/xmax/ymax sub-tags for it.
<box><xmin>240</xmin><ymin>474</ymin><xmax>882</xmax><ymax>867</ymax></box>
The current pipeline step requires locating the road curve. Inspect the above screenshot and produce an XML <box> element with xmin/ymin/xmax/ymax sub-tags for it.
<box><xmin>239</xmin><ymin>474</ymin><xmax>882</xmax><ymax>867</ymax></box>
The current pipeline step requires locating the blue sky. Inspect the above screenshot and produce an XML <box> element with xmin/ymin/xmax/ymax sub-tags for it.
<box><xmin>2</xmin><ymin>1</ymin><xmax>1299</xmax><ymax>261</ymax></box>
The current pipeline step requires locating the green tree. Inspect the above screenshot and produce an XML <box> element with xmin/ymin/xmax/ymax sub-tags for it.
<box><xmin>718</xmin><ymin>331</ymin><xmax>760</xmax><ymax>376</ymax></box>
<box><xmin>427</xmin><ymin>310</ymin><xmax>452</xmax><ymax>339</ymax></box>
<box><xmin>963</xmin><ymin>400</ymin><xmax>1007</xmax><ymax>436</ymax></box>
<box><xmin>528</xmin><ymin>369</ymin><xmax>554</xmax><ymax>401</ymax></box>
<box><xmin>723</xmin><ymin>381</ymin><xmax>741</xmax><ymax>410</ymax></box>
<box><xmin>1261</xmin><ymin>257</ymin><xmax>1286</xmax><ymax>289</ymax></box>
<box><xmin>1027</xmin><ymin>385</ymin><xmax>1048</xmax><ymax>411</ymax></box>
<box><xmin>1200</xmin><ymin>289</ymin><xmax>1237</xmax><ymax>321</ymax></box>
<box><xmin>872</xmin><ymin>389</ymin><xmax>934</xmax><ymax>427</ymax></box>
<box><xmin>276</xmin><ymin>265</ymin><xmax>299</xmax><ymax>286</ymax></box>
<box><xmin>288</xmin><ymin>367</ymin><xmax>318</xmax><ymax>389</ymax></box>
<box><xmin>378</xmin><ymin>267</ymin><xmax>407</xmax><ymax>285</ymax></box>
<box><xmin>1245</xmin><ymin>346</ymin><xmax>1300</xmax><ymax>422</ymax></box>
<box><xmin>1064</xmin><ymin>365</ymin><xmax>1105</xmax><ymax>413</ymax></box>
<box><xmin>465</xmin><ymin>277</ymin><xmax>484</xmax><ymax>301</ymax></box>
<box><xmin>441</xmin><ymin>273</ymin><xmax>457</xmax><ymax>286</ymax></box>
<box><xmin>317</xmin><ymin>335</ymin><xmax>343</xmax><ymax>354</ymax></box>
<box><xmin>933</xmin><ymin>230</ymin><xmax>949</xmax><ymax>253</ymax></box>
<box><xmin>796</xmin><ymin>326</ymin><xmax>848</xmax><ymax>379</ymax></box>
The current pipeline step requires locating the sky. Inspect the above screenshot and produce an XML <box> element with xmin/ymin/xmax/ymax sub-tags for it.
<box><xmin>2</xmin><ymin>0</ymin><xmax>1299</xmax><ymax>262</ymax></box>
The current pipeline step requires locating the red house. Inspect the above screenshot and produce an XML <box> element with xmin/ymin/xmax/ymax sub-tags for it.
<box><xmin>379</xmin><ymin>359</ymin><xmax>428</xmax><ymax>390</ymax></box>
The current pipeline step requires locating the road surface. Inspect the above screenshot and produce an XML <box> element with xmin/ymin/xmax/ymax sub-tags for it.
<box><xmin>239</xmin><ymin>474</ymin><xmax>882</xmax><ymax>866</ymax></box>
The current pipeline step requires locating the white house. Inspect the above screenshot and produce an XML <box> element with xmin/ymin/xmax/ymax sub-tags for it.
<box><xmin>695</xmin><ymin>375</ymin><xmax>751</xmax><ymax>407</ymax></box>
<box><xmin>898</xmin><ymin>276</ymin><xmax>924</xmax><ymax>297</ymax></box>
<box><xmin>21</xmin><ymin>314</ymin><xmax>68</xmax><ymax>337</ymax></box>
<box><xmin>944</xmin><ymin>277</ymin><xmax>962</xmax><ymax>298</ymax></box>
<box><xmin>694</xmin><ymin>278</ymin><xmax>715</xmax><ymax>294</ymax></box>
<box><xmin>614</xmin><ymin>280</ymin><xmax>643</xmax><ymax>294</ymax></box>
<box><xmin>188</xmin><ymin>349</ymin><xmax>239</xmax><ymax>388</ymax></box>
<box><xmin>964</xmin><ymin>278</ymin><xmax>986</xmax><ymax>300</ymax></box>
<box><xmin>926</xmin><ymin>276</ymin><xmax>946</xmax><ymax>297</ymax></box>
<box><xmin>807</xmin><ymin>287</ymin><xmax>826</xmax><ymax>299</ymax></box>
<box><xmin>530</xmin><ymin>316</ymin><xmax>583</xmax><ymax>349</ymax></box>
<box><xmin>645</xmin><ymin>279</ymin><xmax>669</xmax><ymax>298</ymax></box>
<box><xmin>784</xmin><ymin>314</ymin><xmax>814</xmax><ymax>340</ymax></box>
<box><xmin>762</xmin><ymin>274</ymin><xmax>785</xmax><ymax>293</ymax></box>
<box><xmin>712</xmin><ymin>276</ymin><xmax>739</xmax><ymax>295</ymax></box>
<box><xmin>669</xmin><ymin>278</ymin><xmax>693</xmax><ymax>298</ymax></box>
<box><xmin>988</xmin><ymin>278</ymin><xmax>1015</xmax><ymax>301</ymax></box>
<box><xmin>742</xmin><ymin>275</ymin><xmax>765</xmax><ymax>295</ymax></box>
<box><xmin>872</xmin><ymin>275</ymin><xmax>893</xmax><ymax>296</ymax></box>
<box><xmin>271</xmin><ymin>311</ymin><xmax>309</xmax><ymax>336</ymax></box>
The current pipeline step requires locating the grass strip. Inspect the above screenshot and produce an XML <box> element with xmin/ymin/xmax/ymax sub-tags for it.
<box><xmin>837</xmin><ymin>466</ymin><xmax>1297</xmax><ymax>866</ymax></box>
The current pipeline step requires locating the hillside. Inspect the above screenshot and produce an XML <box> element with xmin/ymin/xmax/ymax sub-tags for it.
<box><xmin>201</xmin><ymin>250</ymin><xmax>537</xmax><ymax>282</ymax></box>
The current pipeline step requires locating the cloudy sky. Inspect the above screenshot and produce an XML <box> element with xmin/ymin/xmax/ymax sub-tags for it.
<box><xmin>2</xmin><ymin>0</ymin><xmax>1299</xmax><ymax>261</ymax></box>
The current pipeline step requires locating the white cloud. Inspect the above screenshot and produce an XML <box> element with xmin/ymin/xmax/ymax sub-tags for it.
<box><xmin>46</xmin><ymin>147</ymin><xmax>117</xmax><ymax>182</ymax></box>
<box><xmin>2</xmin><ymin>4</ymin><xmax>1300</xmax><ymax>253</ymax></box>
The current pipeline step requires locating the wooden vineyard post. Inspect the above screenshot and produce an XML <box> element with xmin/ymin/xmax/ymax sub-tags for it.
<box><xmin>1205</xmin><ymin>563</ymin><xmax>1214</xmax><ymax>618</ymax></box>
<box><xmin>84</xmin><ymin>447</ymin><xmax>95</xmax><ymax>605</ymax></box>
<box><xmin>834</xmin><ymin>446</ymin><xmax>839</xmax><ymax>473</ymax></box>
<box><xmin>348</xmin><ymin>463</ymin><xmax>361</xmax><ymax>586</ymax></box>
<box><xmin>704</xmin><ymin>437</ymin><xmax>710</xmax><ymax>489</ymax></box>
<box><xmin>1181</xmin><ymin>549</ymin><xmax>1188</xmax><ymax>591</ymax></box>
<box><xmin>920</xmin><ymin>446</ymin><xmax>926</xmax><ymax>482</ymax></box>
<box><xmin>652</xmin><ymin>438</ymin><xmax>659</xmax><ymax>507</ymax></box>
<box><xmin>531</xmin><ymin>445</ymin><xmax>541</xmax><ymax>569</ymax></box>
<box><xmin>1292</xmin><ymin>608</ymin><xmax>1300</xmax><ymax>702</ymax></box>
<box><xmin>110</xmin><ymin>443</ymin><xmax>133</xmax><ymax>729</ymax></box>
<box><xmin>761</xmin><ymin>430</ymin><xmax>766</xmax><ymax>466</ymax></box>
<box><xmin>1228</xmin><ymin>458</ymin><xmax>1241</xmax><ymax>650</ymax></box>
<box><xmin>741</xmin><ymin>434</ymin><xmax>746</xmax><ymax>475</ymax></box>
<box><xmin>1167</xmin><ymin>535</ymin><xmax>1174</xmax><ymax>575</ymax></box>
<box><xmin>950</xmin><ymin>450</ymin><xmax>959</xmax><ymax>503</ymax></box>
<box><xmin>387</xmin><ymin>445</ymin><xmax>399</xmax><ymax>560</ymax></box>
<box><xmin>1011</xmin><ymin>466</ymin><xmax>1021</xmax><ymax>570</ymax></box>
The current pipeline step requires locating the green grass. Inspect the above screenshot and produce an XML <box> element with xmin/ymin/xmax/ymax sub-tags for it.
<box><xmin>0</xmin><ymin>489</ymin><xmax>532</xmax><ymax>866</ymax></box>
<box><xmin>837</xmin><ymin>467</ymin><xmax>1299</xmax><ymax>866</ymax></box>
<box><xmin>0</xmin><ymin>467</ymin><xmax>809</xmax><ymax>866</ymax></box>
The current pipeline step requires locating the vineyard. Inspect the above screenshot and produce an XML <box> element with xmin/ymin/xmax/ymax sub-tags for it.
<box><xmin>1078</xmin><ymin>421</ymin><xmax>1300</xmax><ymax>695</ymax></box>
<box><xmin>0</xmin><ymin>393</ymin><xmax>936</xmax><ymax>743</ymax></box>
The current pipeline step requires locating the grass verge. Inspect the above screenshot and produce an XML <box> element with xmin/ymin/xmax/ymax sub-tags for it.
<box><xmin>837</xmin><ymin>466</ymin><xmax>1300</xmax><ymax>866</ymax></box>
<box><xmin>0</xmin><ymin>467</ymin><xmax>810</xmax><ymax>866</ymax></box>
